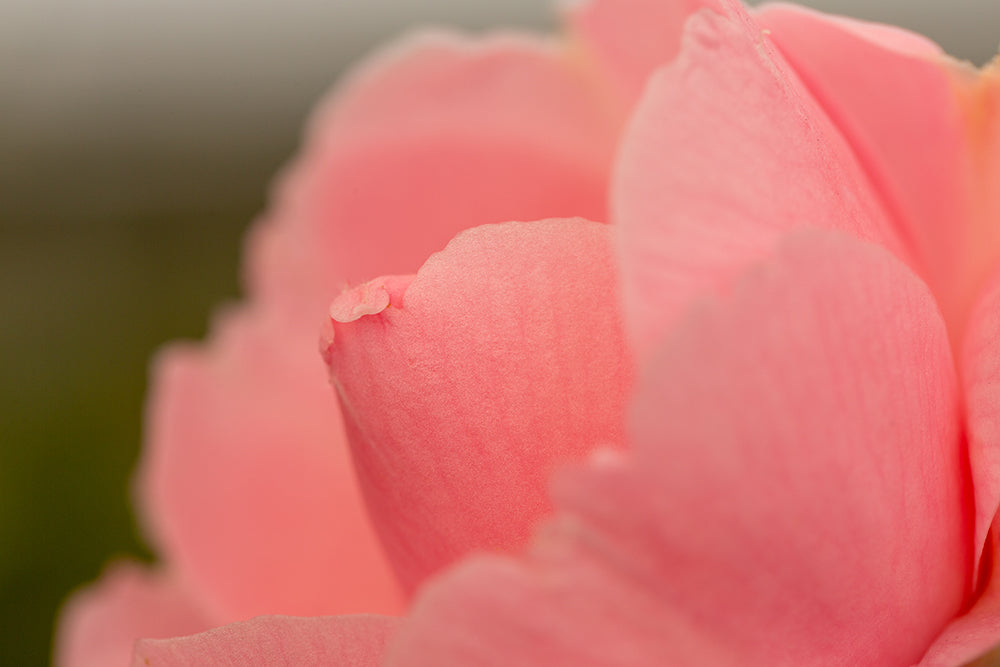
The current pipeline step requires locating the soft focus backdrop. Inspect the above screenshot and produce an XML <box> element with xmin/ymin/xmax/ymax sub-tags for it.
<box><xmin>3</xmin><ymin>1</ymin><xmax>1000</xmax><ymax>664</ymax></box>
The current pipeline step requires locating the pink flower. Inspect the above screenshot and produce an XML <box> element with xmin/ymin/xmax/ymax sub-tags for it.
<box><xmin>55</xmin><ymin>0</ymin><xmax>1000</xmax><ymax>665</ymax></box>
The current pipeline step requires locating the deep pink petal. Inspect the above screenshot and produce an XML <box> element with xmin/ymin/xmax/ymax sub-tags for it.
<box><xmin>387</xmin><ymin>231</ymin><xmax>970</xmax><ymax>666</ymax></box>
<box><xmin>962</xmin><ymin>268</ymin><xmax>1000</xmax><ymax>577</ymax></box>
<box><xmin>918</xmin><ymin>528</ymin><xmax>1000</xmax><ymax>666</ymax></box>
<box><xmin>566</xmin><ymin>0</ymin><xmax>716</xmax><ymax>106</ymax></box>
<box><xmin>54</xmin><ymin>562</ymin><xmax>213</xmax><ymax>667</ymax></box>
<box><xmin>614</xmin><ymin>0</ymin><xmax>906</xmax><ymax>362</ymax></box>
<box><xmin>756</xmin><ymin>2</ymin><xmax>979</xmax><ymax>338</ymax></box>
<box><xmin>322</xmin><ymin>218</ymin><xmax>631</xmax><ymax>594</ymax></box>
<box><xmin>136</xmin><ymin>307</ymin><xmax>402</xmax><ymax>621</ymax></box>
<box><xmin>132</xmin><ymin>615</ymin><xmax>398</xmax><ymax>667</ymax></box>
<box><xmin>247</xmin><ymin>30</ymin><xmax>620</xmax><ymax>327</ymax></box>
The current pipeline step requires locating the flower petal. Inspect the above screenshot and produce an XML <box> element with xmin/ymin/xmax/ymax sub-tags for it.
<box><xmin>759</xmin><ymin>3</ymin><xmax>944</xmax><ymax>58</ymax></box>
<box><xmin>247</xmin><ymin>30</ymin><xmax>620</xmax><ymax>326</ymax></box>
<box><xmin>54</xmin><ymin>562</ymin><xmax>212</xmax><ymax>667</ymax></box>
<box><xmin>565</xmin><ymin>0</ymin><xmax>715</xmax><ymax>106</ymax></box>
<box><xmin>917</xmin><ymin>525</ymin><xmax>1000</xmax><ymax>666</ymax></box>
<box><xmin>614</xmin><ymin>0</ymin><xmax>906</xmax><ymax>361</ymax></box>
<box><xmin>387</xmin><ymin>231</ymin><xmax>970</xmax><ymax>666</ymax></box>
<box><xmin>136</xmin><ymin>307</ymin><xmax>402</xmax><ymax>621</ymax></box>
<box><xmin>322</xmin><ymin>218</ymin><xmax>631</xmax><ymax>594</ymax></box>
<box><xmin>756</xmin><ymin>3</ymin><xmax>977</xmax><ymax>336</ymax></box>
<box><xmin>918</xmin><ymin>527</ymin><xmax>1000</xmax><ymax>665</ymax></box>
<box><xmin>132</xmin><ymin>615</ymin><xmax>398</xmax><ymax>667</ymax></box>
<box><xmin>962</xmin><ymin>268</ymin><xmax>1000</xmax><ymax>576</ymax></box>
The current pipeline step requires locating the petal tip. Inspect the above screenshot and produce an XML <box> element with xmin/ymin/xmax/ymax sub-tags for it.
<box><xmin>329</xmin><ymin>280</ymin><xmax>394</xmax><ymax>324</ymax></box>
<box><xmin>322</xmin><ymin>275</ymin><xmax>415</xmax><ymax>368</ymax></box>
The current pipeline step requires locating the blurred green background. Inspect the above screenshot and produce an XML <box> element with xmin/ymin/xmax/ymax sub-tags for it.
<box><xmin>3</xmin><ymin>0</ymin><xmax>1000</xmax><ymax>664</ymax></box>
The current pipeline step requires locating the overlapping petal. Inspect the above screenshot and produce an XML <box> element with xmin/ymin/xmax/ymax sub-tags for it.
<box><xmin>322</xmin><ymin>218</ymin><xmax>631</xmax><ymax>593</ymax></box>
<box><xmin>59</xmin><ymin>2</ymin><xmax>1000</xmax><ymax>665</ymax></box>
<box><xmin>751</xmin><ymin>14</ymin><xmax>1000</xmax><ymax>646</ymax></box>
<box><xmin>962</xmin><ymin>268</ymin><xmax>1000</xmax><ymax>578</ymax></box>
<box><xmin>385</xmin><ymin>231</ymin><xmax>971</xmax><ymax>666</ymax></box>
<box><xmin>566</xmin><ymin>0</ymin><xmax>715</xmax><ymax>106</ymax></box>
<box><xmin>613</xmin><ymin>0</ymin><xmax>906</xmax><ymax>362</ymax></box>
<box><xmin>61</xmin><ymin>14</ymin><xmax>638</xmax><ymax>664</ymax></box>
<box><xmin>756</xmin><ymin>3</ymin><xmax>977</xmax><ymax>334</ymax></box>
<box><xmin>919</xmin><ymin>525</ymin><xmax>1000</xmax><ymax>666</ymax></box>
<box><xmin>55</xmin><ymin>563</ymin><xmax>212</xmax><ymax>667</ymax></box>
<box><xmin>247</xmin><ymin>30</ymin><xmax>622</xmax><ymax>326</ymax></box>
<box><xmin>136</xmin><ymin>307</ymin><xmax>402</xmax><ymax>621</ymax></box>
<box><xmin>132</xmin><ymin>615</ymin><xmax>398</xmax><ymax>667</ymax></box>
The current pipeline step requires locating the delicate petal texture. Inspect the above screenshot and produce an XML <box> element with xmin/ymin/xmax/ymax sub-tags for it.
<box><xmin>55</xmin><ymin>562</ymin><xmax>212</xmax><ymax>667</ymax></box>
<box><xmin>757</xmin><ymin>3</ymin><xmax>979</xmax><ymax>336</ymax></box>
<box><xmin>614</xmin><ymin>0</ymin><xmax>905</xmax><ymax>361</ymax></box>
<box><xmin>137</xmin><ymin>307</ymin><xmax>403</xmax><ymax>621</ymax></box>
<box><xmin>609</xmin><ymin>231</ymin><xmax>969</xmax><ymax>663</ymax></box>
<box><xmin>132</xmin><ymin>615</ymin><xmax>399</xmax><ymax>667</ymax></box>
<box><xmin>918</xmin><ymin>529</ymin><xmax>1000</xmax><ymax>666</ymax></box>
<box><xmin>323</xmin><ymin>218</ymin><xmax>631</xmax><ymax>593</ymax></box>
<box><xmin>963</xmin><ymin>268</ymin><xmax>1000</xmax><ymax>575</ymax></box>
<box><xmin>387</xmin><ymin>232</ymin><xmax>970</xmax><ymax>666</ymax></box>
<box><xmin>248</xmin><ymin>30</ymin><xmax>620</xmax><ymax>326</ymax></box>
<box><xmin>566</xmin><ymin>0</ymin><xmax>715</xmax><ymax>106</ymax></box>
<box><xmin>389</xmin><ymin>528</ymin><xmax>735</xmax><ymax>667</ymax></box>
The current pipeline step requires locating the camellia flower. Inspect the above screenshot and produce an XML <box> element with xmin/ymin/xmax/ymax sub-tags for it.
<box><xmin>55</xmin><ymin>0</ymin><xmax>1000</xmax><ymax>665</ymax></box>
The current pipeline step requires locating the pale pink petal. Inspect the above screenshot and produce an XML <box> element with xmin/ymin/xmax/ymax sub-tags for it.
<box><xmin>919</xmin><ymin>528</ymin><xmax>1000</xmax><ymax>666</ymax></box>
<box><xmin>614</xmin><ymin>0</ymin><xmax>906</xmax><ymax>362</ymax></box>
<box><xmin>387</xmin><ymin>231</ymin><xmax>970</xmax><ymax>666</ymax></box>
<box><xmin>322</xmin><ymin>218</ymin><xmax>631</xmax><ymax>593</ymax></box>
<box><xmin>132</xmin><ymin>615</ymin><xmax>398</xmax><ymax>667</ymax></box>
<box><xmin>565</xmin><ymin>0</ymin><xmax>716</xmax><ymax>106</ymax></box>
<box><xmin>962</xmin><ymin>268</ymin><xmax>1000</xmax><ymax>577</ymax></box>
<box><xmin>247</xmin><ymin>30</ymin><xmax>620</xmax><ymax>327</ymax></box>
<box><xmin>756</xmin><ymin>3</ymin><xmax>978</xmax><ymax>337</ymax></box>
<box><xmin>54</xmin><ymin>562</ymin><xmax>213</xmax><ymax>667</ymax></box>
<box><xmin>136</xmin><ymin>306</ymin><xmax>403</xmax><ymax>621</ymax></box>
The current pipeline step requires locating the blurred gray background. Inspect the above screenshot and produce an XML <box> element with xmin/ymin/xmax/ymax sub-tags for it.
<box><xmin>3</xmin><ymin>1</ymin><xmax>999</xmax><ymax>664</ymax></box>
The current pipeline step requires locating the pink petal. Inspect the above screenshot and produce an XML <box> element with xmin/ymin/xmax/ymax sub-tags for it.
<box><xmin>54</xmin><ymin>562</ymin><xmax>212</xmax><ymax>667</ymax></box>
<box><xmin>387</xmin><ymin>231</ymin><xmax>970</xmax><ymax>666</ymax></box>
<box><xmin>247</xmin><ymin>30</ymin><xmax>620</xmax><ymax>327</ymax></box>
<box><xmin>322</xmin><ymin>218</ymin><xmax>631</xmax><ymax>594</ymax></box>
<box><xmin>962</xmin><ymin>268</ymin><xmax>1000</xmax><ymax>577</ymax></box>
<box><xmin>756</xmin><ymin>3</ymin><xmax>978</xmax><ymax>339</ymax></box>
<box><xmin>132</xmin><ymin>615</ymin><xmax>399</xmax><ymax>667</ymax></box>
<box><xmin>565</xmin><ymin>0</ymin><xmax>716</xmax><ymax>106</ymax></box>
<box><xmin>795</xmin><ymin>11</ymin><xmax>945</xmax><ymax>58</ymax></box>
<box><xmin>918</xmin><ymin>527</ymin><xmax>1000</xmax><ymax>666</ymax></box>
<box><xmin>136</xmin><ymin>306</ymin><xmax>403</xmax><ymax>621</ymax></box>
<box><xmin>614</xmin><ymin>0</ymin><xmax>907</xmax><ymax>362</ymax></box>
